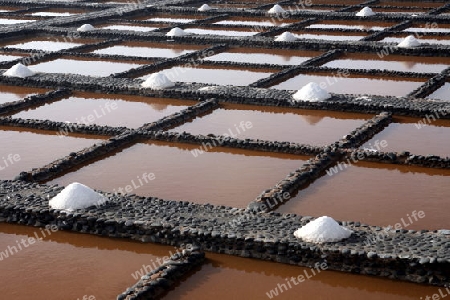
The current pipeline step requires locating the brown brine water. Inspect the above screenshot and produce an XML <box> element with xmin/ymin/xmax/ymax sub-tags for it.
<box><xmin>276</xmin><ymin>161</ymin><xmax>450</xmax><ymax>230</ymax></box>
<box><xmin>47</xmin><ymin>141</ymin><xmax>309</xmax><ymax>207</ymax></box>
<box><xmin>171</xmin><ymin>104</ymin><xmax>370</xmax><ymax>145</ymax></box>
<box><xmin>13</xmin><ymin>93</ymin><xmax>196</xmax><ymax>128</ymax></box>
<box><xmin>0</xmin><ymin>127</ymin><xmax>105</xmax><ymax>180</ymax></box>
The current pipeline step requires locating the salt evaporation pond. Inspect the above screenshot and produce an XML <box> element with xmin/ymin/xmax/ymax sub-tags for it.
<box><xmin>361</xmin><ymin>116</ymin><xmax>450</xmax><ymax>158</ymax></box>
<box><xmin>382</xmin><ymin>34</ymin><xmax>450</xmax><ymax>46</ymax></box>
<box><xmin>270</xmin><ymin>73</ymin><xmax>425</xmax><ymax>97</ymax></box>
<box><xmin>0</xmin><ymin>223</ymin><xmax>178</xmax><ymax>299</ymax></box>
<box><xmin>47</xmin><ymin>141</ymin><xmax>310</xmax><ymax>207</ymax></box>
<box><xmin>277</xmin><ymin>161</ymin><xmax>450</xmax><ymax>230</ymax></box>
<box><xmin>162</xmin><ymin>251</ymin><xmax>438</xmax><ymax>300</ymax></box>
<box><xmin>306</xmin><ymin>20</ymin><xmax>396</xmax><ymax>31</ymax></box>
<box><xmin>140</xmin><ymin>65</ymin><xmax>274</xmax><ymax>86</ymax></box>
<box><xmin>27</xmin><ymin>57</ymin><xmax>146</xmax><ymax>77</ymax></box>
<box><xmin>213</xmin><ymin>16</ymin><xmax>297</xmax><ymax>27</ymax></box>
<box><xmin>0</xmin><ymin>54</ymin><xmax>23</xmax><ymax>63</ymax></box>
<box><xmin>0</xmin><ymin>85</ymin><xmax>48</xmax><ymax>105</ymax></box>
<box><xmin>427</xmin><ymin>83</ymin><xmax>450</xmax><ymax>101</ymax></box>
<box><xmin>0</xmin><ymin>18</ymin><xmax>35</xmax><ymax>25</ymax></box>
<box><xmin>171</xmin><ymin>104</ymin><xmax>370</xmax><ymax>145</ymax></box>
<box><xmin>99</xmin><ymin>24</ymin><xmax>159</xmax><ymax>32</ymax></box>
<box><xmin>323</xmin><ymin>53</ymin><xmax>450</xmax><ymax>73</ymax></box>
<box><xmin>183</xmin><ymin>27</ymin><xmax>259</xmax><ymax>37</ymax></box>
<box><xmin>290</xmin><ymin>31</ymin><xmax>367</xmax><ymax>41</ymax></box>
<box><xmin>2</xmin><ymin>37</ymin><xmax>99</xmax><ymax>52</ymax></box>
<box><xmin>204</xmin><ymin>47</ymin><xmax>322</xmax><ymax>65</ymax></box>
<box><xmin>0</xmin><ymin>127</ymin><xmax>105</xmax><ymax>180</ymax></box>
<box><xmin>13</xmin><ymin>92</ymin><xmax>196</xmax><ymax>128</ymax></box>
<box><xmin>91</xmin><ymin>41</ymin><xmax>207</xmax><ymax>58</ymax></box>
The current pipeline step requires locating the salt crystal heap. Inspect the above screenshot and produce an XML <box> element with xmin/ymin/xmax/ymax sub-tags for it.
<box><xmin>275</xmin><ymin>32</ymin><xmax>297</xmax><ymax>42</ymax></box>
<box><xmin>268</xmin><ymin>4</ymin><xmax>286</xmax><ymax>14</ymax></box>
<box><xmin>77</xmin><ymin>24</ymin><xmax>95</xmax><ymax>32</ymax></box>
<box><xmin>356</xmin><ymin>6</ymin><xmax>376</xmax><ymax>17</ymax></box>
<box><xmin>142</xmin><ymin>72</ymin><xmax>175</xmax><ymax>89</ymax></box>
<box><xmin>397</xmin><ymin>35</ymin><xmax>421</xmax><ymax>48</ymax></box>
<box><xmin>49</xmin><ymin>182</ymin><xmax>107</xmax><ymax>211</ymax></box>
<box><xmin>198</xmin><ymin>4</ymin><xmax>212</xmax><ymax>11</ymax></box>
<box><xmin>3</xmin><ymin>63</ymin><xmax>35</xmax><ymax>78</ymax></box>
<box><xmin>292</xmin><ymin>82</ymin><xmax>331</xmax><ymax>102</ymax></box>
<box><xmin>294</xmin><ymin>216</ymin><xmax>353</xmax><ymax>243</ymax></box>
<box><xmin>166</xmin><ymin>27</ymin><xmax>188</xmax><ymax>37</ymax></box>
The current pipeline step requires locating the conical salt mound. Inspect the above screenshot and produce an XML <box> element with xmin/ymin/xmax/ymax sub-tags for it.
<box><xmin>356</xmin><ymin>6</ymin><xmax>376</xmax><ymax>17</ymax></box>
<box><xmin>142</xmin><ymin>72</ymin><xmax>175</xmax><ymax>89</ymax></box>
<box><xmin>49</xmin><ymin>182</ymin><xmax>107</xmax><ymax>211</ymax></box>
<box><xmin>166</xmin><ymin>27</ymin><xmax>187</xmax><ymax>37</ymax></box>
<box><xmin>198</xmin><ymin>4</ymin><xmax>212</xmax><ymax>11</ymax></box>
<box><xmin>294</xmin><ymin>216</ymin><xmax>353</xmax><ymax>243</ymax></box>
<box><xmin>77</xmin><ymin>24</ymin><xmax>95</xmax><ymax>32</ymax></box>
<box><xmin>397</xmin><ymin>35</ymin><xmax>420</xmax><ymax>48</ymax></box>
<box><xmin>293</xmin><ymin>82</ymin><xmax>330</xmax><ymax>102</ymax></box>
<box><xmin>268</xmin><ymin>4</ymin><xmax>286</xmax><ymax>14</ymax></box>
<box><xmin>3</xmin><ymin>63</ymin><xmax>35</xmax><ymax>78</ymax></box>
<box><xmin>275</xmin><ymin>32</ymin><xmax>297</xmax><ymax>42</ymax></box>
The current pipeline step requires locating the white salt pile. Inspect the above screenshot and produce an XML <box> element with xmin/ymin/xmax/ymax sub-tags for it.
<box><xmin>166</xmin><ymin>27</ymin><xmax>187</xmax><ymax>37</ymax></box>
<box><xmin>3</xmin><ymin>63</ymin><xmax>35</xmax><ymax>78</ymax></box>
<box><xmin>49</xmin><ymin>182</ymin><xmax>107</xmax><ymax>211</ymax></box>
<box><xmin>397</xmin><ymin>35</ymin><xmax>420</xmax><ymax>48</ymax></box>
<box><xmin>77</xmin><ymin>24</ymin><xmax>95</xmax><ymax>32</ymax></box>
<box><xmin>142</xmin><ymin>72</ymin><xmax>175</xmax><ymax>89</ymax></box>
<box><xmin>294</xmin><ymin>216</ymin><xmax>353</xmax><ymax>243</ymax></box>
<box><xmin>198</xmin><ymin>4</ymin><xmax>212</xmax><ymax>11</ymax></box>
<box><xmin>275</xmin><ymin>32</ymin><xmax>297</xmax><ymax>42</ymax></box>
<box><xmin>268</xmin><ymin>4</ymin><xmax>286</xmax><ymax>14</ymax></box>
<box><xmin>356</xmin><ymin>6</ymin><xmax>376</xmax><ymax>17</ymax></box>
<box><xmin>292</xmin><ymin>82</ymin><xmax>330</xmax><ymax>102</ymax></box>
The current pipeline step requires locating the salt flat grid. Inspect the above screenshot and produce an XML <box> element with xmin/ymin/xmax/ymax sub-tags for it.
<box><xmin>0</xmin><ymin>0</ymin><xmax>450</xmax><ymax>298</ymax></box>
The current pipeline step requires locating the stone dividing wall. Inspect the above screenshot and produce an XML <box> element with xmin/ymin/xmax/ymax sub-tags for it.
<box><xmin>0</xmin><ymin>88</ymin><xmax>71</xmax><ymax>115</ymax></box>
<box><xmin>117</xmin><ymin>245</ymin><xmax>205</xmax><ymax>300</ymax></box>
<box><xmin>0</xmin><ymin>180</ymin><xmax>449</xmax><ymax>287</ymax></box>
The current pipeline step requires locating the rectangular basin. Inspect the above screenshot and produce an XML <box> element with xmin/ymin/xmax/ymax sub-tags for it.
<box><xmin>0</xmin><ymin>127</ymin><xmax>105</xmax><ymax>180</ymax></box>
<box><xmin>306</xmin><ymin>20</ymin><xmax>397</xmax><ymax>31</ymax></box>
<box><xmin>204</xmin><ymin>47</ymin><xmax>322</xmax><ymax>65</ymax></box>
<box><xmin>427</xmin><ymin>82</ymin><xmax>450</xmax><ymax>101</ymax></box>
<box><xmin>276</xmin><ymin>161</ymin><xmax>450</xmax><ymax>230</ymax></box>
<box><xmin>0</xmin><ymin>85</ymin><xmax>48</xmax><ymax>105</ymax></box>
<box><xmin>184</xmin><ymin>27</ymin><xmax>259</xmax><ymax>37</ymax></box>
<box><xmin>270</xmin><ymin>72</ymin><xmax>426</xmax><ymax>97</ymax></box>
<box><xmin>170</xmin><ymin>103</ymin><xmax>370</xmax><ymax>146</ymax></box>
<box><xmin>140</xmin><ymin>65</ymin><xmax>274</xmax><ymax>86</ymax></box>
<box><xmin>47</xmin><ymin>141</ymin><xmax>309</xmax><ymax>207</ymax></box>
<box><xmin>323</xmin><ymin>52</ymin><xmax>450</xmax><ymax>73</ymax></box>
<box><xmin>2</xmin><ymin>37</ymin><xmax>99</xmax><ymax>52</ymax></box>
<box><xmin>13</xmin><ymin>92</ymin><xmax>197</xmax><ymax>129</ymax></box>
<box><xmin>382</xmin><ymin>34</ymin><xmax>450</xmax><ymax>46</ymax></box>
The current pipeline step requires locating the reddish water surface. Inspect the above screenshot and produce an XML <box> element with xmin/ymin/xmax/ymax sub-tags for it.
<box><xmin>137</xmin><ymin>13</ymin><xmax>205</xmax><ymax>23</ymax></box>
<box><xmin>0</xmin><ymin>85</ymin><xmax>48</xmax><ymax>105</ymax></box>
<box><xmin>378</xmin><ymin>1</ymin><xmax>444</xmax><ymax>7</ymax></box>
<box><xmin>184</xmin><ymin>27</ymin><xmax>258</xmax><ymax>36</ymax></box>
<box><xmin>382</xmin><ymin>34</ymin><xmax>450</xmax><ymax>46</ymax></box>
<box><xmin>214</xmin><ymin>16</ymin><xmax>298</xmax><ymax>27</ymax></box>
<box><xmin>404</xmin><ymin>22</ymin><xmax>450</xmax><ymax>33</ymax></box>
<box><xmin>427</xmin><ymin>83</ymin><xmax>450</xmax><ymax>101</ymax></box>
<box><xmin>99</xmin><ymin>24</ymin><xmax>159</xmax><ymax>32</ymax></box>
<box><xmin>171</xmin><ymin>104</ymin><xmax>370</xmax><ymax>145</ymax></box>
<box><xmin>277</xmin><ymin>161</ymin><xmax>450</xmax><ymax>230</ymax></box>
<box><xmin>0</xmin><ymin>127</ymin><xmax>105</xmax><ymax>180</ymax></box>
<box><xmin>205</xmin><ymin>47</ymin><xmax>322</xmax><ymax>65</ymax></box>
<box><xmin>91</xmin><ymin>41</ymin><xmax>207</xmax><ymax>58</ymax></box>
<box><xmin>140</xmin><ymin>65</ymin><xmax>274</xmax><ymax>86</ymax></box>
<box><xmin>324</xmin><ymin>52</ymin><xmax>450</xmax><ymax>73</ymax></box>
<box><xmin>1</xmin><ymin>37</ymin><xmax>99</xmax><ymax>52</ymax></box>
<box><xmin>13</xmin><ymin>92</ymin><xmax>196</xmax><ymax>128</ymax></box>
<box><xmin>270</xmin><ymin>72</ymin><xmax>425</xmax><ymax>96</ymax></box>
<box><xmin>47</xmin><ymin>141</ymin><xmax>309</xmax><ymax>207</ymax></box>
<box><xmin>291</xmin><ymin>31</ymin><xmax>367</xmax><ymax>41</ymax></box>
<box><xmin>361</xmin><ymin>116</ymin><xmax>450</xmax><ymax>157</ymax></box>
<box><xmin>307</xmin><ymin>20</ymin><xmax>397</xmax><ymax>31</ymax></box>
<box><xmin>0</xmin><ymin>223</ymin><xmax>177</xmax><ymax>300</ymax></box>
<box><xmin>28</xmin><ymin>56</ymin><xmax>146</xmax><ymax>77</ymax></box>
<box><xmin>163</xmin><ymin>252</ymin><xmax>438</xmax><ymax>300</ymax></box>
